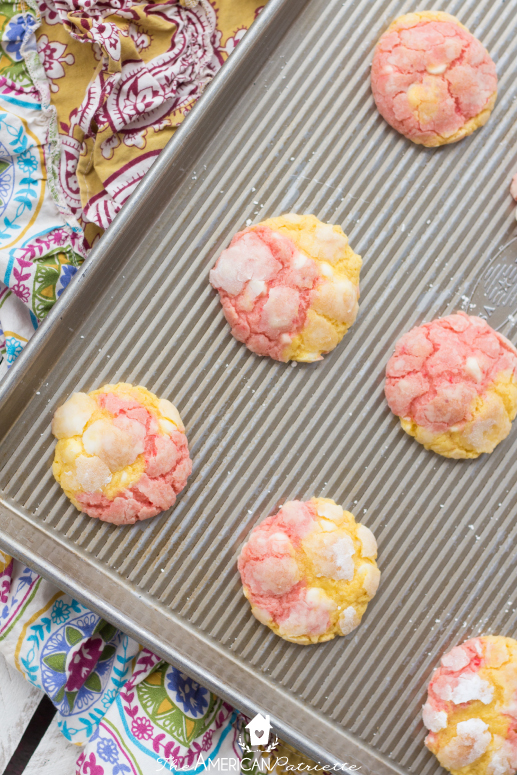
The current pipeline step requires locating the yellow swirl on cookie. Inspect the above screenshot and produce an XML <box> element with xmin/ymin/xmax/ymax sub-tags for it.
<box><xmin>238</xmin><ymin>498</ymin><xmax>380</xmax><ymax>645</ymax></box>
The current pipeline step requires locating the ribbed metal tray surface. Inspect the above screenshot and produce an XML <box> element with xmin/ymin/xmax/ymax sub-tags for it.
<box><xmin>2</xmin><ymin>0</ymin><xmax>517</xmax><ymax>772</ymax></box>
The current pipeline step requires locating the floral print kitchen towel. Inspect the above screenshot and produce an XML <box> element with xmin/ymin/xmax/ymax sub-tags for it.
<box><xmin>0</xmin><ymin>0</ymin><xmax>264</xmax><ymax>376</ymax></box>
<box><xmin>0</xmin><ymin>0</ymin><xmax>85</xmax><ymax>376</ymax></box>
<box><xmin>0</xmin><ymin>550</ymin><xmax>251</xmax><ymax>773</ymax></box>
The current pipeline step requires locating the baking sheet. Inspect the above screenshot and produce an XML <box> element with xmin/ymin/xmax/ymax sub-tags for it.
<box><xmin>2</xmin><ymin>0</ymin><xmax>517</xmax><ymax>772</ymax></box>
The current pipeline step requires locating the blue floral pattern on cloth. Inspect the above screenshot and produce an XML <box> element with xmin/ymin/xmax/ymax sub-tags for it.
<box><xmin>101</xmin><ymin>688</ymin><xmax>118</xmax><ymax>710</ymax></box>
<box><xmin>40</xmin><ymin>612</ymin><xmax>118</xmax><ymax>716</ymax></box>
<box><xmin>57</xmin><ymin>263</ymin><xmax>77</xmax><ymax>296</ymax></box>
<box><xmin>0</xmin><ymin>466</ymin><xmax>253</xmax><ymax>769</ymax></box>
<box><xmin>17</xmin><ymin>148</ymin><xmax>38</xmax><ymax>173</ymax></box>
<box><xmin>1</xmin><ymin>13</ymin><xmax>37</xmax><ymax>62</ymax></box>
<box><xmin>165</xmin><ymin>666</ymin><xmax>209</xmax><ymax>719</ymax></box>
<box><xmin>97</xmin><ymin>736</ymin><xmax>119</xmax><ymax>764</ymax></box>
<box><xmin>51</xmin><ymin>597</ymin><xmax>71</xmax><ymax>624</ymax></box>
<box><xmin>5</xmin><ymin>334</ymin><xmax>22</xmax><ymax>364</ymax></box>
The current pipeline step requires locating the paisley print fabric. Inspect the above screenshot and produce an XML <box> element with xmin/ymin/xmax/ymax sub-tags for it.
<box><xmin>46</xmin><ymin>0</ymin><xmax>221</xmax><ymax>229</ymax></box>
<box><xmin>0</xmin><ymin>0</ymin><xmax>264</xmax><ymax>375</ymax></box>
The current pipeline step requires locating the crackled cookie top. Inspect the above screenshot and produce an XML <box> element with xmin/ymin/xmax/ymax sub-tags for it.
<box><xmin>424</xmin><ymin>636</ymin><xmax>517</xmax><ymax>775</ymax></box>
<box><xmin>52</xmin><ymin>383</ymin><xmax>192</xmax><ymax>524</ymax></box>
<box><xmin>371</xmin><ymin>11</ymin><xmax>497</xmax><ymax>147</ymax></box>
<box><xmin>237</xmin><ymin>498</ymin><xmax>380</xmax><ymax>645</ymax></box>
<box><xmin>385</xmin><ymin>312</ymin><xmax>517</xmax><ymax>458</ymax></box>
<box><xmin>209</xmin><ymin>214</ymin><xmax>361</xmax><ymax>363</ymax></box>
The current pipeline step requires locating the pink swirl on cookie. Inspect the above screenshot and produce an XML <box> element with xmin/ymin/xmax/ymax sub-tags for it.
<box><xmin>238</xmin><ymin>499</ymin><xmax>380</xmax><ymax>645</ymax></box>
<box><xmin>209</xmin><ymin>214</ymin><xmax>361</xmax><ymax>363</ymax></box>
<box><xmin>385</xmin><ymin>312</ymin><xmax>517</xmax><ymax>458</ymax></box>
<box><xmin>424</xmin><ymin>637</ymin><xmax>517</xmax><ymax>774</ymax></box>
<box><xmin>371</xmin><ymin>12</ymin><xmax>497</xmax><ymax>147</ymax></box>
<box><xmin>52</xmin><ymin>384</ymin><xmax>192</xmax><ymax>525</ymax></box>
<box><xmin>211</xmin><ymin>225</ymin><xmax>318</xmax><ymax>360</ymax></box>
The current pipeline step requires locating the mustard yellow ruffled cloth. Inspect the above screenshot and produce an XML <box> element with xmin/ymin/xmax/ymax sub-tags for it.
<box><xmin>0</xmin><ymin>0</ymin><xmax>266</xmax><ymax>371</ymax></box>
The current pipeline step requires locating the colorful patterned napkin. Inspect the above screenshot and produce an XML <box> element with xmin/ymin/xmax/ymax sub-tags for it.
<box><xmin>0</xmin><ymin>551</ymin><xmax>251</xmax><ymax>773</ymax></box>
<box><xmin>0</xmin><ymin>0</ymin><xmax>264</xmax><ymax>376</ymax></box>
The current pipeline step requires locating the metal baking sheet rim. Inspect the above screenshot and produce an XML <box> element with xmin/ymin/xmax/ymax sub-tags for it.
<box><xmin>0</xmin><ymin>498</ymin><xmax>398</xmax><ymax>775</ymax></box>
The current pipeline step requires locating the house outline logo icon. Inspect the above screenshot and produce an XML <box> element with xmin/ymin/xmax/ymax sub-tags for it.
<box><xmin>245</xmin><ymin>713</ymin><xmax>273</xmax><ymax>747</ymax></box>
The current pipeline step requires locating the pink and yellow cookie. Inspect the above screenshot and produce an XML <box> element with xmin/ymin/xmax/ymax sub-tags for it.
<box><xmin>237</xmin><ymin>498</ymin><xmax>380</xmax><ymax>645</ymax></box>
<box><xmin>385</xmin><ymin>312</ymin><xmax>517</xmax><ymax>459</ymax></box>
<box><xmin>209</xmin><ymin>214</ymin><xmax>361</xmax><ymax>362</ymax></box>
<box><xmin>371</xmin><ymin>11</ymin><xmax>497</xmax><ymax>147</ymax></box>
<box><xmin>423</xmin><ymin>636</ymin><xmax>517</xmax><ymax>775</ymax></box>
<box><xmin>52</xmin><ymin>383</ymin><xmax>192</xmax><ymax>524</ymax></box>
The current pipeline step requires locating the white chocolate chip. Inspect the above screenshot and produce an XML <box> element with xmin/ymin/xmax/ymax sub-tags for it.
<box><xmin>52</xmin><ymin>392</ymin><xmax>97</xmax><ymax>439</ymax></box>
<box><xmin>251</xmin><ymin>605</ymin><xmax>273</xmax><ymax>626</ymax></box>
<box><xmin>359</xmin><ymin>564</ymin><xmax>381</xmax><ymax>598</ymax></box>
<box><xmin>338</xmin><ymin>606</ymin><xmax>360</xmax><ymax>636</ymax></box>
<box><xmin>313</xmin><ymin>224</ymin><xmax>348</xmax><ymax>264</ymax></box>
<box><xmin>319</xmin><ymin>519</ymin><xmax>338</xmax><ymax>532</ymax></box>
<box><xmin>247</xmin><ymin>279</ymin><xmax>267</xmax><ymax>298</ymax></box>
<box><xmin>422</xmin><ymin>702</ymin><xmax>447</xmax><ymax>733</ymax></box>
<box><xmin>465</xmin><ymin>356</ymin><xmax>483</xmax><ymax>384</ymax></box>
<box><xmin>306</xmin><ymin>587</ymin><xmax>336</xmax><ymax>610</ymax></box>
<box><xmin>427</xmin><ymin>63</ymin><xmax>447</xmax><ymax>74</ymax></box>
<box><xmin>315</xmin><ymin>501</ymin><xmax>345</xmax><ymax>523</ymax></box>
<box><xmin>159</xmin><ymin>418</ymin><xmax>177</xmax><ymax>436</ymax></box>
<box><xmin>83</xmin><ymin>419</ymin><xmax>140</xmax><ymax>472</ymax></box>
<box><xmin>158</xmin><ymin>399</ymin><xmax>184</xmax><ymax>432</ymax></box>
<box><xmin>439</xmin><ymin>718</ymin><xmax>491</xmax><ymax>770</ymax></box>
<box><xmin>292</xmin><ymin>251</ymin><xmax>308</xmax><ymax>270</ymax></box>
<box><xmin>357</xmin><ymin>525</ymin><xmax>377</xmax><ymax>558</ymax></box>
<box><xmin>60</xmin><ymin>438</ymin><xmax>83</xmax><ymax>465</ymax></box>
<box><xmin>75</xmin><ymin>454</ymin><xmax>112</xmax><ymax>492</ymax></box>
